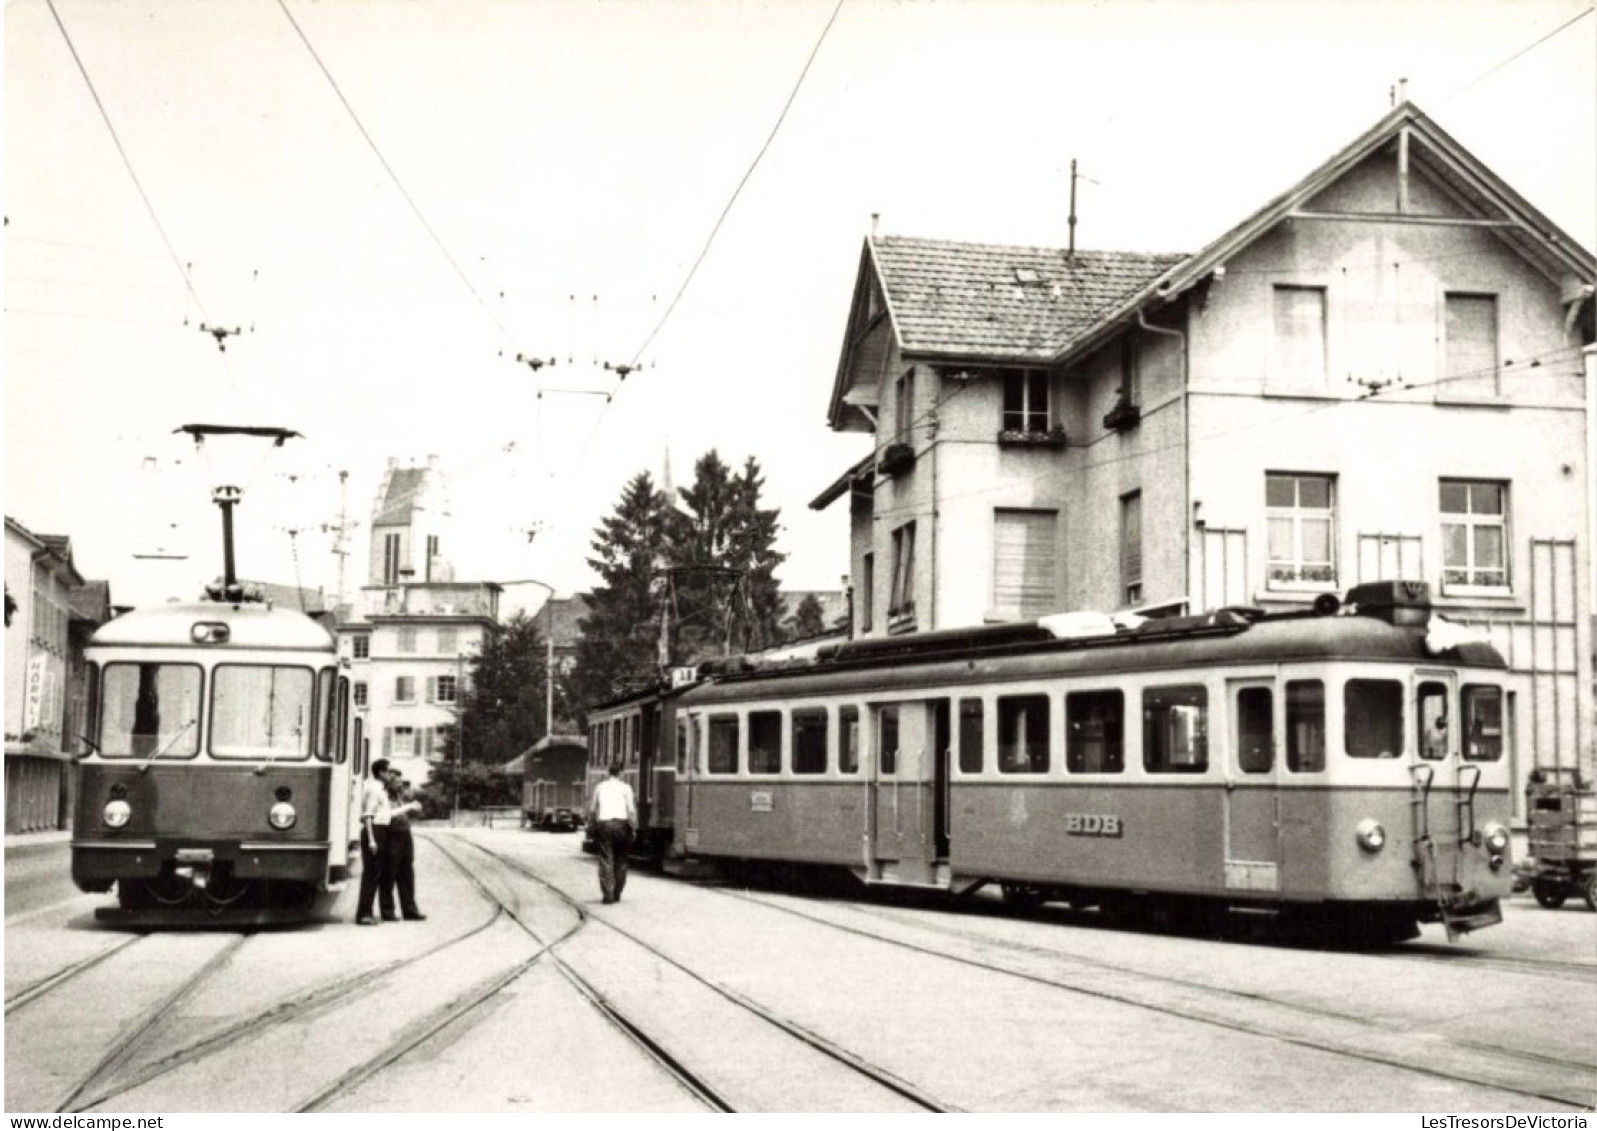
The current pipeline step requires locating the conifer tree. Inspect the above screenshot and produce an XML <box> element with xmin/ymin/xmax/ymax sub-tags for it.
<box><xmin>569</xmin><ymin>471</ymin><xmax>674</xmax><ymax>715</ymax></box>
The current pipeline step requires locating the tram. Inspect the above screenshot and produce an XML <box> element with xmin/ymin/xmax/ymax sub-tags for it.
<box><xmin>590</xmin><ymin>581</ymin><xmax>1514</xmax><ymax>942</ymax></box>
<box><xmin>70</xmin><ymin>423</ymin><xmax>357</xmax><ymax>924</ymax></box>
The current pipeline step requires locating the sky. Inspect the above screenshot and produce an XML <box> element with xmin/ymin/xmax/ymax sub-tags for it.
<box><xmin>5</xmin><ymin>0</ymin><xmax>1594</xmax><ymax>617</ymax></box>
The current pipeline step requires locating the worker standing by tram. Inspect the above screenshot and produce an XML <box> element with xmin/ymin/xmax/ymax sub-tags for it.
<box><xmin>589</xmin><ymin>761</ymin><xmax>637</xmax><ymax>904</ymax></box>
<box><xmin>354</xmin><ymin>759</ymin><xmax>394</xmax><ymax>925</ymax></box>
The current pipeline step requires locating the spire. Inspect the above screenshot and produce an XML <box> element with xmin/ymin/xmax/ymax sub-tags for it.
<box><xmin>661</xmin><ymin>440</ymin><xmax>674</xmax><ymax>498</ymax></box>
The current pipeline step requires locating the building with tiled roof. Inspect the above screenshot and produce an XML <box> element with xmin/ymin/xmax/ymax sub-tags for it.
<box><xmin>5</xmin><ymin>517</ymin><xmax>112</xmax><ymax>832</ymax></box>
<box><xmin>814</xmin><ymin>100</ymin><xmax>1594</xmax><ymax>800</ymax></box>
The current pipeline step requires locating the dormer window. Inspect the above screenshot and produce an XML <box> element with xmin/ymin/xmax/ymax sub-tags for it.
<box><xmin>1002</xmin><ymin>370</ymin><xmax>1049</xmax><ymax>434</ymax></box>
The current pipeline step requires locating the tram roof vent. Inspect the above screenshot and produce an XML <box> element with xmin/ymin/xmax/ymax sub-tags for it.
<box><xmin>1344</xmin><ymin>580</ymin><xmax>1431</xmax><ymax>626</ymax></box>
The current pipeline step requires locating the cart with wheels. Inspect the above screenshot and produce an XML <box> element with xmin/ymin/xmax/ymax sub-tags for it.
<box><xmin>1522</xmin><ymin>768</ymin><xmax>1597</xmax><ymax>911</ymax></box>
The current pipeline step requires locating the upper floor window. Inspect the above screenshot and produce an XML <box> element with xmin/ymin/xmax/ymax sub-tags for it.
<box><xmin>383</xmin><ymin>532</ymin><xmax>402</xmax><ymax>585</ymax></box>
<box><xmin>394</xmin><ymin>676</ymin><xmax>416</xmax><ymax>704</ymax></box>
<box><xmin>1272</xmin><ymin>285</ymin><xmax>1327</xmax><ymax>387</ymax></box>
<box><xmin>351</xmin><ymin>635</ymin><xmax>370</xmax><ymax>660</ymax></box>
<box><xmin>894</xmin><ymin>368</ymin><xmax>916</xmax><ymax>443</ymax></box>
<box><xmin>1440</xmin><ymin>480</ymin><xmax>1509</xmax><ymax>591</ymax></box>
<box><xmin>431</xmin><ymin>674</ymin><xmax>457</xmax><ymax>704</ymax></box>
<box><xmin>436</xmin><ymin>627</ymin><xmax>457</xmax><ymax>654</ymax></box>
<box><xmin>889</xmin><ymin>523</ymin><xmax>917</xmax><ymax>624</ymax></box>
<box><xmin>859</xmin><ymin>552</ymin><xmax>875</xmax><ymax>635</ymax></box>
<box><xmin>1120</xmin><ymin>491</ymin><xmax>1142</xmax><ymax>606</ymax></box>
<box><xmin>425</xmin><ymin>534</ymin><xmax>440</xmax><ymax>581</ymax></box>
<box><xmin>1267</xmin><ymin>473</ymin><xmax>1337</xmax><ymax>588</ymax></box>
<box><xmin>1002</xmin><ymin>370</ymin><xmax>1050</xmax><ymax>433</ymax></box>
<box><xmin>1120</xmin><ymin>335</ymin><xmax>1141</xmax><ymax>406</ymax></box>
<box><xmin>353</xmin><ymin>681</ymin><xmax>369</xmax><ymax>708</ymax></box>
<box><xmin>1444</xmin><ymin>293</ymin><xmax>1499</xmax><ymax>396</ymax></box>
<box><xmin>992</xmin><ymin>509</ymin><xmax>1057</xmax><ymax>620</ymax></box>
<box><xmin>397</xmin><ymin>627</ymin><xmax>418</xmax><ymax>654</ymax></box>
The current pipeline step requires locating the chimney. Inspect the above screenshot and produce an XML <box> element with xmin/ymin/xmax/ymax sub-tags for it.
<box><xmin>871</xmin><ymin>212</ymin><xmax>880</xmax><ymax>240</ymax></box>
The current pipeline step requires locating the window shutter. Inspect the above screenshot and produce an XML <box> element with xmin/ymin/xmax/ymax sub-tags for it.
<box><xmin>383</xmin><ymin>727</ymin><xmax>392</xmax><ymax>757</ymax></box>
<box><xmin>993</xmin><ymin>511</ymin><xmax>1057</xmax><ymax>619</ymax></box>
<box><xmin>426</xmin><ymin>677</ymin><xmax>436</xmax><ymax>704</ymax></box>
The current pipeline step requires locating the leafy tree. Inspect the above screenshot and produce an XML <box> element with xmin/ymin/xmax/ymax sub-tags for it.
<box><xmin>416</xmin><ymin>760</ymin><xmax>519</xmax><ymax>818</ymax></box>
<box><xmin>451</xmin><ymin>612</ymin><xmax>548</xmax><ymax>767</ymax></box>
<box><xmin>785</xmin><ymin>592</ymin><xmax>827</xmax><ymax>640</ymax></box>
<box><xmin>569</xmin><ymin>471</ymin><xmax>675</xmax><ymax>716</ymax></box>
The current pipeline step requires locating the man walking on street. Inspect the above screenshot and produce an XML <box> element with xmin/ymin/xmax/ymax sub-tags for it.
<box><xmin>589</xmin><ymin>761</ymin><xmax>636</xmax><ymax>904</ymax></box>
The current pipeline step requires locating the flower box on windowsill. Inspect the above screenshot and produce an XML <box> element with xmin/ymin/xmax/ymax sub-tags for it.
<box><xmin>1102</xmin><ymin>400</ymin><xmax>1141</xmax><ymax>432</ymax></box>
<box><xmin>878</xmin><ymin>442</ymin><xmax>916</xmax><ymax>477</ymax></box>
<box><xmin>996</xmin><ymin>428</ymin><xmax>1067</xmax><ymax>450</ymax></box>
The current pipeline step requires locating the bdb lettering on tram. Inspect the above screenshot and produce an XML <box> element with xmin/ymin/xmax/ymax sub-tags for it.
<box><xmin>1062</xmin><ymin>813</ymin><xmax>1122</xmax><ymax>837</ymax></box>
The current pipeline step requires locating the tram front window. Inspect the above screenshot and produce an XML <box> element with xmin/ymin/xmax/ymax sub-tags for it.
<box><xmin>211</xmin><ymin>665</ymin><xmax>315</xmax><ymax>759</ymax></box>
<box><xmin>100</xmin><ymin>663</ymin><xmax>202</xmax><ymax>759</ymax></box>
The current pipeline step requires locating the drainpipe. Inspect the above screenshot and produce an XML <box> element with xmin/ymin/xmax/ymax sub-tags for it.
<box><xmin>1138</xmin><ymin>310</ymin><xmax>1190</xmax><ymax>608</ymax></box>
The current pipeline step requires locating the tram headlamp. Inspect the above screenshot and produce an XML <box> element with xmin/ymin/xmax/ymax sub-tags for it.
<box><xmin>103</xmin><ymin>799</ymin><xmax>132</xmax><ymax>829</ymax></box>
<box><xmin>1355</xmin><ymin>818</ymin><xmax>1386</xmax><ymax>853</ymax></box>
<box><xmin>1483</xmin><ymin>824</ymin><xmax>1510</xmax><ymax>855</ymax></box>
<box><xmin>268</xmin><ymin>801</ymin><xmax>297</xmax><ymax>830</ymax></box>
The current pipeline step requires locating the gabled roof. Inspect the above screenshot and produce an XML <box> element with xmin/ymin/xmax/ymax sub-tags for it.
<box><xmin>871</xmin><ymin>237</ymin><xmax>1186</xmax><ymax>363</ymax></box>
<box><xmin>1051</xmin><ymin>101</ymin><xmax>1597</xmax><ymax>367</ymax></box>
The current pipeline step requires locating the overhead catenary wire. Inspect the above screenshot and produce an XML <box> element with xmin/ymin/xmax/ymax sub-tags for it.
<box><xmin>1437</xmin><ymin>6</ymin><xmax>1595</xmax><ymax>107</ymax></box>
<box><xmin>275</xmin><ymin>0</ymin><xmax>515</xmax><ymax>355</ymax></box>
<box><xmin>541</xmin><ymin>0</ymin><xmax>848</xmax><ymax>531</ymax></box>
<box><xmin>42</xmin><ymin>0</ymin><xmax>210</xmax><ymax>327</ymax></box>
<box><xmin>862</xmin><ymin>340</ymin><xmax>1589</xmax><ymax>525</ymax></box>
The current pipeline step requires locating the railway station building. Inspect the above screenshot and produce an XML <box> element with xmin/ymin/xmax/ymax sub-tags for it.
<box><xmin>813</xmin><ymin>100</ymin><xmax>1596</xmax><ymax>819</ymax></box>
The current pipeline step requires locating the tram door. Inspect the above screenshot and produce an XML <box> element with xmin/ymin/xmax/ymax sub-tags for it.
<box><xmin>868</xmin><ymin>700</ymin><xmax>949</xmax><ymax>882</ymax></box>
<box><xmin>1224</xmin><ymin>677</ymin><xmax>1283</xmax><ymax>894</ymax></box>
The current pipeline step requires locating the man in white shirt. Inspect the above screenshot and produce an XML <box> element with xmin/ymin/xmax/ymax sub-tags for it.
<box><xmin>355</xmin><ymin>759</ymin><xmax>394</xmax><ymax>925</ymax></box>
<box><xmin>588</xmin><ymin>761</ymin><xmax>637</xmax><ymax>904</ymax></box>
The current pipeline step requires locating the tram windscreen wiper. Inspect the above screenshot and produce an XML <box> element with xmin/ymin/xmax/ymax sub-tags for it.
<box><xmin>138</xmin><ymin>719</ymin><xmax>196</xmax><ymax>774</ymax></box>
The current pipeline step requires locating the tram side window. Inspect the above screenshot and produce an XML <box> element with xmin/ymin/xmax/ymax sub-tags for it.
<box><xmin>1285</xmin><ymin>680</ymin><xmax>1325</xmax><ymax>772</ymax></box>
<box><xmin>878</xmin><ymin>706</ymin><xmax>899</xmax><ymax>775</ymax></box>
<box><xmin>749</xmin><ymin>710</ymin><xmax>782</xmax><ymax>773</ymax></box>
<box><xmin>1066</xmin><ymin>690</ymin><xmax>1123</xmax><ymax>774</ymax></box>
<box><xmin>1236</xmin><ymin>687</ymin><xmax>1273</xmax><ymax>774</ymax></box>
<box><xmin>317</xmin><ymin>667</ymin><xmax>338</xmax><ymax>762</ymax></box>
<box><xmin>792</xmin><ymin>708</ymin><xmax>827</xmax><ymax>774</ymax></box>
<box><xmin>958</xmin><ymin>699</ymin><xmax>984</xmax><ymax>773</ymax></box>
<box><xmin>1462</xmin><ymin>685</ymin><xmax>1503</xmax><ymax>762</ymax></box>
<box><xmin>212</xmin><ymin>665</ymin><xmax>315</xmax><ymax>759</ymax></box>
<box><xmin>839</xmin><ymin>706</ymin><xmax>860</xmax><ymax>774</ymax></box>
<box><xmin>99</xmin><ymin>663</ymin><xmax>202</xmax><ymax>759</ymax></box>
<box><xmin>1418</xmin><ymin>681</ymin><xmax>1448</xmax><ymax>761</ymax></box>
<box><xmin>676</xmin><ymin>718</ymin><xmax>689</xmax><ymax>773</ymax></box>
<box><xmin>628</xmin><ymin>715</ymin><xmax>641</xmax><ymax>767</ymax></box>
<box><xmin>1144</xmin><ymin>685</ymin><xmax>1208</xmax><ymax>773</ymax></box>
<box><xmin>1344</xmin><ymin>679</ymin><xmax>1403</xmax><ymax>758</ymax></box>
<box><xmin>998</xmin><ymin>694</ymin><xmax>1050</xmax><ymax>773</ymax></box>
<box><xmin>707</xmin><ymin>715</ymin><xmax>740</xmax><ymax>774</ymax></box>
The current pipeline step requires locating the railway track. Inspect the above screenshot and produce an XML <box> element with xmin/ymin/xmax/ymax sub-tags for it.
<box><xmin>443</xmin><ymin>834</ymin><xmax>957</xmax><ymax>1113</ymax></box>
<box><xmin>5</xmin><ymin>934</ymin><xmax>147</xmax><ymax>1016</ymax></box>
<box><xmin>1374</xmin><ymin>944</ymin><xmax>1597</xmax><ymax>986</ymax></box>
<box><xmin>68</xmin><ymin>897</ymin><xmax>507</xmax><ymax>1111</ymax></box>
<box><xmin>713</xmin><ymin>886</ymin><xmax>1595</xmax><ymax>1110</ymax></box>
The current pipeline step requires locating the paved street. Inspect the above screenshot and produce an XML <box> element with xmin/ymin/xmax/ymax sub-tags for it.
<box><xmin>5</xmin><ymin>829</ymin><xmax>1595</xmax><ymax>1113</ymax></box>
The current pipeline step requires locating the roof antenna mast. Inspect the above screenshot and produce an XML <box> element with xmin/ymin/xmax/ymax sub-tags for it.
<box><xmin>1068</xmin><ymin>158</ymin><xmax>1078</xmax><ymax>263</ymax></box>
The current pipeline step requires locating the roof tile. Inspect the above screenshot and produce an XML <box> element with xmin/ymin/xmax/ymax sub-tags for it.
<box><xmin>873</xmin><ymin>236</ymin><xmax>1186</xmax><ymax>361</ymax></box>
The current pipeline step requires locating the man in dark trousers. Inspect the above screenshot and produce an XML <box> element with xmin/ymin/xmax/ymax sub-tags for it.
<box><xmin>588</xmin><ymin>760</ymin><xmax>637</xmax><ymax>904</ymax></box>
<box><xmin>383</xmin><ymin>769</ymin><xmax>426</xmax><ymax>921</ymax></box>
<box><xmin>354</xmin><ymin>759</ymin><xmax>393</xmax><ymax>925</ymax></box>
